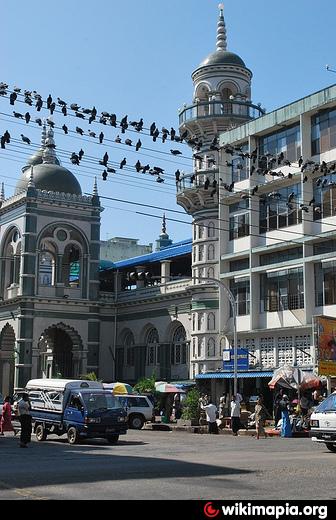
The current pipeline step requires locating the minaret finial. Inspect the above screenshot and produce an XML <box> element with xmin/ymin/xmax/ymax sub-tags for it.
<box><xmin>93</xmin><ymin>176</ymin><xmax>98</xmax><ymax>196</ymax></box>
<box><xmin>42</xmin><ymin>126</ymin><xmax>57</xmax><ymax>164</ymax></box>
<box><xmin>161</xmin><ymin>213</ymin><xmax>167</xmax><ymax>235</ymax></box>
<box><xmin>216</xmin><ymin>3</ymin><xmax>227</xmax><ymax>51</ymax></box>
<box><xmin>28</xmin><ymin>166</ymin><xmax>35</xmax><ymax>187</ymax></box>
<box><xmin>41</xmin><ymin>121</ymin><xmax>47</xmax><ymax>149</ymax></box>
<box><xmin>0</xmin><ymin>182</ymin><xmax>5</xmax><ymax>201</ymax></box>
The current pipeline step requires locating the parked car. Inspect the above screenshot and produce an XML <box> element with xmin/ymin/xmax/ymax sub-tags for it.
<box><xmin>117</xmin><ymin>394</ymin><xmax>154</xmax><ymax>429</ymax></box>
<box><xmin>310</xmin><ymin>391</ymin><xmax>336</xmax><ymax>452</ymax></box>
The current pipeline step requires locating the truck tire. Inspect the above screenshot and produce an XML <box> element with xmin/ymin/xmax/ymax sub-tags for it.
<box><xmin>326</xmin><ymin>443</ymin><xmax>336</xmax><ymax>452</ymax></box>
<box><xmin>107</xmin><ymin>435</ymin><xmax>119</xmax><ymax>444</ymax></box>
<box><xmin>129</xmin><ymin>414</ymin><xmax>144</xmax><ymax>430</ymax></box>
<box><xmin>67</xmin><ymin>427</ymin><xmax>79</xmax><ymax>445</ymax></box>
<box><xmin>35</xmin><ymin>424</ymin><xmax>47</xmax><ymax>442</ymax></box>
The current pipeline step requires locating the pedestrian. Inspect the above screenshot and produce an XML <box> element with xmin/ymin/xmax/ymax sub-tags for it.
<box><xmin>254</xmin><ymin>396</ymin><xmax>270</xmax><ymax>439</ymax></box>
<box><xmin>218</xmin><ymin>393</ymin><xmax>226</xmax><ymax>419</ymax></box>
<box><xmin>273</xmin><ymin>388</ymin><xmax>284</xmax><ymax>427</ymax></box>
<box><xmin>230</xmin><ymin>395</ymin><xmax>241</xmax><ymax>436</ymax></box>
<box><xmin>279</xmin><ymin>394</ymin><xmax>292</xmax><ymax>438</ymax></box>
<box><xmin>0</xmin><ymin>396</ymin><xmax>15</xmax><ymax>436</ymax></box>
<box><xmin>17</xmin><ymin>393</ymin><xmax>32</xmax><ymax>448</ymax></box>
<box><xmin>202</xmin><ymin>399</ymin><xmax>218</xmax><ymax>434</ymax></box>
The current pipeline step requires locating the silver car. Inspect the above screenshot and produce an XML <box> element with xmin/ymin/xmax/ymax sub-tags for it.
<box><xmin>117</xmin><ymin>395</ymin><xmax>154</xmax><ymax>429</ymax></box>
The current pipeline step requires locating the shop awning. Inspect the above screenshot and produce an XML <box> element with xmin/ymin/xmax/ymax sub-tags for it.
<box><xmin>196</xmin><ymin>371</ymin><xmax>273</xmax><ymax>380</ymax></box>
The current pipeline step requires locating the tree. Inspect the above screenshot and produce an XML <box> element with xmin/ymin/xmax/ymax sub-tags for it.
<box><xmin>134</xmin><ymin>374</ymin><xmax>156</xmax><ymax>394</ymax></box>
<box><xmin>80</xmin><ymin>372</ymin><xmax>99</xmax><ymax>381</ymax></box>
<box><xmin>181</xmin><ymin>388</ymin><xmax>200</xmax><ymax>420</ymax></box>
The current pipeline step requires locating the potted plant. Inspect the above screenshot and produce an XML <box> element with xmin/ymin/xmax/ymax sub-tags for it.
<box><xmin>180</xmin><ymin>388</ymin><xmax>200</xmax><ymax>426</ymax></box>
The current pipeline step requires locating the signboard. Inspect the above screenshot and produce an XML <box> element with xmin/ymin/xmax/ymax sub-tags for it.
<box><xmin>314</xmin><ymin>315</ymin><xmax>336</xmax><ymax>377</ymax></box>
<box><xmin>222</xmin><ymin>348</ymin><xmax>249</xmax><ymax>371</ymax></box>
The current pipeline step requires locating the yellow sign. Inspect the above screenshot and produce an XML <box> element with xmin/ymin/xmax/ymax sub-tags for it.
<box><xmin>315</xmin><ymin>316</ymin><xmax>336</xmax><ymax>376</ymax></box>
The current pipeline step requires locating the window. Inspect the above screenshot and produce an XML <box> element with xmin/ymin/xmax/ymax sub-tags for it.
<box><xmin>259</xmin><ymin>124</ymin><xmax>301</xmax><ymax>163</ymax></box>
<box><xmin>230</xmin><ymin>278</ymin><xmax>250</xmax><ymax>316</ymax></box>
<box><xmin>311</xmin><ymin>109</ymin><xmax>336</xmax><ymax>155</ymax></box>
<box><xmin>207</xmin><ymin>313</ymin><xmax>216</xmax><ymax>330</ymax></box>
<box><xmin>198</xmin><ymin>224</ymin><xmax>205</xmax><ymax>239</ymax></box>
<box><xmin>259</xmin><ymin>184</ymin><xmax>302</xmax><ymax>233</ymax></box>
<box><xmin>207</xmin><ymin>338</ymin><xmax>216</xmax><ymax>357</ymax></box>
<box><xmin>260</xmin><ymin>268</ymin><xmax>304</xmax><ymax>312</ymax></box>
<box><xmin>315</xmin><ymin>261</ymin><xmax>336</xmax><ymax>306</ymax></box>
<box><xmin>128</xmin><ymin>397</ymin><xmax>150</xmax><ymax>408</ymax></box>
<box><xmin>197</xmin><ymin>313</ymin><xmax>203</xmax><ymax>331</ymax></box>
<box><xmin>198</xmin><ymin>245</ymin><xmax>204</xmax><ymax>262</ymax></box>
<box><xmin>313</xmin><ymin>173</ymin><xmax>336</xmax><ymax>220</ymax></box>
<box><xmin>230</xmin><ymin>258</ymin><xmax>249</xmax><ymax>272</ymax></box>
<box><xmin>208</xmin><ymin>222</ymin><xmax>215</xmax><ymax>238</ymax></box>
<box><xmin>208</xmin><ymin>267</ymin><xmax>215</xmax><ymax>278</ymax></box>
<box><xmin>146</xmin><ymin>328</ymin><xmax>159</xmax><ymax>366</ymax></box>
<box><xmin>171</xmin><ymin>325</ymin><xmax>187</xmax><ymax>365</ymax></box>
<box><xmin>260</xmin><ymin>247</ymin><xmax>302</xmax><ymax>266</ymax></box>
<box><xmin>208</xmin><ymin>244</ymin><xmax>215</xmax><ymax>260</ymax></box>
<box><xmin>315</xmin><ymin>393</ymin><xmax>336</xmax><ymax>413</ymax></box>
<box><xmin>314</xmin><ymin>240</ymin><xmax>336</xmax><ymax>255</ymax></box>
<box><xmin>124</xmin><ymin>331</ymin><xmax>135</xmax><ymax>367</ymax></box>
<box><xmin>231</xmin><ymin>143</ymin><xmax>249</xmax><ymax>183</ymax></box>
<box><xmin>229</xmin><ymin>213</ymin><xmax>249</xmax><ymax>240</ymax></box>
<box><xmin>192</xmin><ymin>337</ymin><xmax>197</xmax><ymax>358</ymax></box>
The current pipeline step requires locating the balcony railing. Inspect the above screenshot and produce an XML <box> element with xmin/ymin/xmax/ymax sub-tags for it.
<box><xmin>263</xmin><ymin>293</ymin><xmax>304</xmax><ymax>312</ymax></box>
<box><xmin>179</xmin><ymin>100</ymin><xmax>265</xmax><ymax>125</ymax></box>
<box><xmin>176</xmin><ymin>169</ymin><xmax>219</xmax><ymax>193</ymax></box>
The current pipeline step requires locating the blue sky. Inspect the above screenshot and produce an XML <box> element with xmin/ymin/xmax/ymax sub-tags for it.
<box><xmin>1</xmin><ymin>0</ymin><xmax>335</xmax><ymax>246</ymax></box>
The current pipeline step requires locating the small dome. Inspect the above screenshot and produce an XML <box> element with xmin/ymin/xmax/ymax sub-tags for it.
<box><xmin>199</xmin><ymin>50</ymin><xmax>246</xmax><ymax>68</ymax></box>
<box><xmin>15</xmin><ymin>163</ymin><xmax>82</xmax><ymax>195</ymax></box>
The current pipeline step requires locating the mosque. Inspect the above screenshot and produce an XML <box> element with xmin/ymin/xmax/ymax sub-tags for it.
<box><xmin>1</xmin><ymin>5</ymin><xmax>336</xmax><ymax>403</ymax></box>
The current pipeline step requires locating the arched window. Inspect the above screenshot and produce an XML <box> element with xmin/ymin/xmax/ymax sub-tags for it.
<box><xmin>207</xmin><ymin>337</ymin><xmax>216</xmax><ymax>357</ymax></box>
<box><xmin>193</xmin><ymin>247</ymin><xmax>196</xmax><ymax>263</ymax></box>
<box><xmin>39</xmin><ymin>251</ymin><xmax>55</xmax><ymax>286</ymax></box>
<box><xmin>208</xmin><ymin>267</ymin><xmax>215</xmax><ymax>278</ymax></box>
<box><xmin>208</xmin><ymin>222</ymin><xmax>215</xmax><ymax>238</ymax></box>
<box><xmin>171</xmin><ymin>325</ymin><xmax>187</xmax><ymax>365</ymax></box>
<box><xmin>146</xmin><ymin>328</ymin><xmax>159</xmax><ymax>366</ymax></box>
<box><xmin>193</xmin><ymin>224</ymin><xmax>197</xmax><ymax>240</ymax></box>
<box><xmin>124</xmin><ymin>331</ymin><xmax>135</xmax><ymax>367</ymax></box>
<box><xmin>2</xmin><ymin>228</ymin><xmax>22</xmax><ymax>298</ymax></box>
<box><xmin>207</xmin><ymin>313</ymin><xmax>216</xmax><ymax>330</ymax></box>
<box><xmin>198</xmin><ymin>313</ymin><xmax>203</xmax><ymax>331</ymax></box>
<box><xmin>208</xmin><ymin>244</ymin><xmax>215</xmax><ymax>260</ymax></box>
<box><xmin>199</xmin><ymin>224</ymin><xmax>205</xmax><ymax>239</ymax></box>
<box><xmin>62</xmin><ymin>243</ymin><xmax>81</xmax><ymax>287</ymax></box>
<box><xmin>198</xmin><ymin>245</ymin><xmax>204</xmax><ymax>262</ymax></box>
<box><xmin>192</xmin><ymin>337</ymin><xmax>197</xmax><ymax>358</ymax></box>
<box><xmin>192</xmin><ymin>313</ymin><xmax>196</xmax><ymax>331</ymax></box>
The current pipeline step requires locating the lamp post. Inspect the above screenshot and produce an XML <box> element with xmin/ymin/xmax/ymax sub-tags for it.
<box><xmin>190</xmin><ymin>276</ymin><xmax>238</xmax><ymax>395</ymax></box>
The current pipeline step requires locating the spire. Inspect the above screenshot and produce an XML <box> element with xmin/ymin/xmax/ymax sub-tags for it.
<box><xmin>216</xmin><ymin>3</ymin><xmax>227</xmax><ymax>51</ymax></box>
<box><xmin>93</xmin><ymin>176</ymin><xmax>98</xmax><ymax>196</ymax></box>
<box><xmin>42</xmin><ymin>126</ymin><xmax>57</xmax><ymax>164</ymax></box>
<box><xmin>161</xmin><ymin>213</ymin><xmax>167</xmax><ymax>236</ymax></box>
<box><xmin>41</xmin><ymin>121</ymin><xmax>47</xmax><ymax>149</ymax></box>
<box><xmin>28</xmin><ymin>166</ymin><xmax>35</xmax><ymax>187</ymax></box>
<box><xmin>0</xmin><ymin>182</ymin><xmax>4</xmax><ymax>201</ymax></box>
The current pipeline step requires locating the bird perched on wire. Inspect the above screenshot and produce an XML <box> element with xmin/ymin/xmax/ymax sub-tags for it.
<box><xmin>99</xmin><ymin>132</ymin><xmax>104</xmax><ymax>144</ymax></box>
<box><xmin>70</xmin><ymin>153</ymin><xmax>80</xmax><ymax>165</ymax></box>
<box><xmin>107</xmin><ymin>167</ymin><xmax>116</xmax><ymax>173</ymax></box>
<box><xmin>88</xmin><ymin>131</ymin><xmax>96</xmax><ymax>138</ymax></box>
<box><xmin>46</xmin><ymin>94</ymin><xmax>53</xmax><ymax>108</ymax></box>
<box><xmin>34</xmin><ymin>97</ymin><xmax>42</xmax><ymax>111</ymax></box>
<box><xmin>78</xmin><ymin>149</ymin><xmax>84</xmax><ymax>160</ymax></box>
<box><xmin>102</xmin><ymin>170</ymin><xmax>108</xmax><ymax>181</ymax></box>
<box><xmin>21</xmin><ymin>134</ymin><xmax>31</xmax><ymax>144</ymax></box>
<box><xmin>115</xmin><ymin>135</ymin><xmax>122</xmax><ymax>143</ymax></box>
<box><xmin>135</xmin><ymin>139</ymin><xmax>142</xmax><ymax>151</ymax></box>
<box><xmin>175</xmin><ymin>169</ymin><xmax>181</xmax><ymax>182</ymax></box>
<box><xmin>152</xmin><ymin>128</ymin><xmax>160</xmax><ymax>142</ymax></box>
<box><xmin>120</xmin><ymin>158</ymin><xmax>127</xmax><ymax>169</ymax></box>
<box><xmin>120</xmin><ymin>115</ymin><xmax>128</xmax><ymax>133</ymax></box>
<box><xmin>24</xmin><ymin>95</ymin><xmax>32</xmax><ymax>106</ymax></box>
<box><xmin>9</xmin><ymin>92</ymin><xmax>17</xmax><ymax>105</ymax></box>
<box><xmin>76</xmin><ymin>127</ymin><xmax>84</xmax><ymax>135</ymax></box>
<box><xmin>170</xmin><ymin>149</ymin><xmax>182</xmax><ymax>155</ymax></box>
<box><xmin>156</xmin><ymin>177</ymin><xmax>164</xmax><ymax>183</ymax></box>
<box><xmin>135</xmin><ymin>160</ymin><xmax>142</xmax><ymax>173</ymax></box>
<box><xmin>75</xmin><ymin>111</ymin><xmax>85</xmax><ymax>119</ymax></box>
<box><xmin>13</xmin><ymin>111</ymin><xmax>24</xmax><ymax>119</ymax></box>
<box><xmin>62</xmin><ymin>124</ymin><xmax>68</xmax><ymax>134</ymax></box>
<box><xmin>110</xmin><ymin>114</ymin><xmax>117</xmax><ymax>127</ymax></box>
<box><xmin>57</xmin><ymin>97</ymin><xmax>66</xmax><ymax>106</ymax></box>
<box><xmin>24</xmin><ymin>112</ymin><xmax>30</xmax><ymax>124</ymax></box>
<box><xmin>125</xmin><ymin>138</ymin><xmax>132</xmax><ymax>146</ymax></box>
<box><xmin>61</xmin><ymin>105</ymin><xmax>67</xmax><ymax>116</ymax></box>
<box><xmin>135</xmin><ymin>119</ymin><xmax>143</xmax><ymax>132</ymax></box>
<box><xmin>102</xmin><ymin>152</ymin><xmax>109</xmax><ymax>166</ymax></box>
<box><xmin>153</xmin><ymin>166</ymin><xmax>164</xmax><ymax>174</ymax></box>
<box><xmin>70</xmin><ymin>103</ymin><xmax>80</xmax><ymax>111</ymax></box>
<box><xmin>170</xmin><ymin>127</ymin><xmax>176</xmax><ymax>140</ymax></box>
<box><xmin>149</xmin><ymin>122</ymin><xmax>156</xmax><ymax>136</ymax></box>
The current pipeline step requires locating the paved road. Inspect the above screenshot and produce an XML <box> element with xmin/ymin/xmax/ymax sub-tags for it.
<box><xmin>0</xmin><ymin>430</ymin><xmax>335</xmax><ymax>500</ymax></box>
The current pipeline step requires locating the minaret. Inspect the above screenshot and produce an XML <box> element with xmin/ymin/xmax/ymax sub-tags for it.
<box><xmin>155</xmin><ymin>213</ymin><xmax>173</xmax><ymax>251</ymax></box>
<box><xmin>176</xmin><ymin>5</ymin><xmax>260</xmax><ymax>378</ymax></box>
<box><xmin>42</xmin><ymin>126</ymin><xmax>57</xmax><ymax>164</ymax></box>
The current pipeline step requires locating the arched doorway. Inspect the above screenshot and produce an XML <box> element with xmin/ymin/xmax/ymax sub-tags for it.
<box><xmin>0</xmin><ymin>323</ymin><xmax>16</xmax><ymax>395</ymax></box>
<box><xmin>38</xmin><ymin>323</ymin><xmax>83</xmax><ymax>379</ymax></box>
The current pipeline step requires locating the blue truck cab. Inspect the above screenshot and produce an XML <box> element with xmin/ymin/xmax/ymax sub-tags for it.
<box><xmin>25</xmin><ymin>379</ymin><xmax>128</xmax><ymax>444</ymax></box>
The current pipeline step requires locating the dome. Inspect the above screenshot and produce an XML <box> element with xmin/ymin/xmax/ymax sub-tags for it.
<box><xmin>23</xmin><ymin>149</ymin><xmax>60</xmax><ymax>169</ymax></box>
<box><xmin>199</xmin><ymin>50</ymin><xmax>246</xmax><ymax>68</ymax></box>
<box><xmin>15</xmin><ymin>163</ymin><xmax>82</xmax><ymax>195</ymax></box>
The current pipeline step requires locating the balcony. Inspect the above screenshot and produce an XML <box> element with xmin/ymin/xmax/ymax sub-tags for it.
<box><xmin>263</xmin><ymin>293</ymin><xmax>304</xmax><ymax>312</ymax></box>
<box><xmin>179</xmin><ymin>100</ymin><xmax>265</xmax><ymax>126</ymax></box>
<box><xmin>176</xmin><ymin>169</ymin><xmax>219</xmax><ymax>193</ymax></box>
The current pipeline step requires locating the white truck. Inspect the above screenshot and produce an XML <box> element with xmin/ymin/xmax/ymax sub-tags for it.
<box><xmin>310</xmin><ymin>391</ymin><xmax>336</xmax><ymax>452</ymax></box>
<box><xmin>25</xmin><ymin>379</ymin><xmax>128</xmax><ymax>444</ymax></box>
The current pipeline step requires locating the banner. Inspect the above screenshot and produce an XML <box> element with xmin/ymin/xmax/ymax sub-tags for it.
<box><xmin>314</xmin><ymin>315</ymin><xmax>336</xmax><ymax>376</ymax></box>
<box><xmin>222</xmin><ymin>348</ymin><xmax>249</xmax><ymax>371</ymax></box>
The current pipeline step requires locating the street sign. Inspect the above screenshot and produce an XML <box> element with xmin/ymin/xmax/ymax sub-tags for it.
<box><xmin>222</xmin><ymin>348</ymin><xmax>249</xmax><ymax>371</ymax></box>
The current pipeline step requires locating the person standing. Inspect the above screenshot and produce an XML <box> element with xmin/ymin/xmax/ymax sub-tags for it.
<box><xmin>202</xmin><ymin>400</ymin><xmax>218</xmax><ymax>434</ymax></box>
<box><xmin>230</xmin><ymin>395</ymin><xmax>241</xmax><ymax>436</ymax></box>
<box><xmin>254</xmin><ymin>396</ymin><xmax>269</xmax><ymax>439</ymax></box>
<box><xmin>18</xmin><ymin>393</ymin><xmax>32</xmax><ymax>448</ymax></box>
<box><xmin>279</xmin><ymin>394</ymin><xmax>292</xmax><ymax>438</ymax></box>
<box><xmin>0</xmin><ymin>396</ymin><xmax>15</xmax><ymax>436</ymax></box>
<box><xmin>218</xmin><ymin>393</ymin><xmax>226</xmax><ymax>419</ymax></box>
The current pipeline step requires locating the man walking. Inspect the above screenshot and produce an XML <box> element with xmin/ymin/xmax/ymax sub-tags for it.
<box><xmin>230</xmin><ymin>395</ymin><xmax>241</xmax><ymax>436</ymax></box>
<box><xmin>18</xmin><ymin>393</ymin><xmax>32</xmax><ymax>448</ymax></box>
<box><xmin>202</xmin><ymin>399</ymin><xmax>218</xmax><ymax>434</ymax></box>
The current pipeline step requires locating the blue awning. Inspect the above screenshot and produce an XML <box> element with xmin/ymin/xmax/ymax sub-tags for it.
<box><xmin>196</xmin><ymin>371</ymin><xmax>273</xmax><ymax>380</ymax></box>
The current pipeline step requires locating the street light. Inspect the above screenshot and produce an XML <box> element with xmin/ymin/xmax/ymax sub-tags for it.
<box><xmin>190</xmin><ymin>276</ymin><xmax>238</xmax><ymax>395</ymax></box>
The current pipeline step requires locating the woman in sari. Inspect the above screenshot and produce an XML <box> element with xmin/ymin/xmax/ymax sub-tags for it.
<box><xmin>0</xmin><ymin>396</ymin><xmax>14</xmax><ymax>436</ymax></box>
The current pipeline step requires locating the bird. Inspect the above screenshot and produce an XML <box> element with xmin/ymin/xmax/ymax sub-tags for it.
<box><xmin>91</xmin><ymin>107</ymin><xmax>97</xmax><ymax>118</ymax></box>
<box><xmin>70</xmin><ymin>103</ymin><xmax>80</xmax><ymax>111</ymax></box>
<box><xmin>180</xmin><ymin>130</ymin><xmax>188</xmax><ymax>141</ymax></box>
<box><xmin>142</xmin><ymin>164</ymin><xmax>150</xmax><ymax>173</ymax></box>
<box><xmin>170</xmin><ymin>128</ymin><xmax>176</xmax><ymax>140</ymax></box>
<box><xmin>156</xmin><ymin>177</ymin><xmax>164</xmax><ymax>183</ymax></box>
<box><xmin>107</xmin><ymin>167</ymin><xmax>116</xmax><ymax>173</ymax></box>
<box><xmin>1</xmin><ymin>136</ymin><xmax>6</xmax><ymax>149</ymax></box>
<box><xmin>62</xmin><ymin>124</ymin><xmax>68</xmax><ymax>134</ymax></box>
<box><xmin>115</xmin><ymin>135</ymin><xmax>122</xmax><ymax>143</ymax></box>
<box><xmin>47</xmin><ymin>118</ymin><xmax>55</xmax><ymax>128</ymax></box>
<box><xmin>89</xmin><ymin>115</ymin><xmax>95</xmax><ymax>124</ymax></box>
<box><xmin>13</xmin><ymin>111</ymin><xmax>24</xmax><ymax>119</ymax></box>
<box><xmin>99</xmin><ymin>132</ymin><xmax>104</xmax><ymax>144</ymax></box>
<box><xmin>120</xmin><ymin>115</ymin><xmax>128</xmax><ymax>133</ymax></box>
<box><xmin>57</xmin><ymin>97</ymin><xmax>67</xmax><ymax>106</ymax></box>
<box><xmin>288</xmin><ymin>192</ymin><xmax>296</xmax><ymax>202</ymax></box>
<box><xmin>21</xmin><ymin>134</ymin><xmax>31</xmax><ymax>144</ymax></box>
<box><xmin>152</xmin><ymin>129</ymin><xmax>160</xmax><ymax>142</ymax></box>
<box><xmin>170</xmin><ymin>149</ymin><xmax>182</xmax><ymax>155</ymax></box>
<box><xmin>175</xmin><ymin>169</ymin><xmax>181</xmax><ymax>181</ymax></box>
<box><xmin>135</xmin><ymin>160</ymin><xmax>142</xmax><ymax>173</ymax></box>
<box><xmin>25</xmin><ymin>112</ymin><xmax>30</xmax><ymax>124</ymax></box>
<box><xmin>76</xmin><ymin>127</ymin><xmax>84</xmax><ymax>135</ymax></box>
<box><xmin>298</xmin><ymin>156</ymin><xmax>303</xmax><ymax>167</ymax></box>
<box><xmin>13</xmin><ymin>86</ymin><xmax>21</xmax><ymax>92</ymax></box>
<box><xmin>101</xmin><ymin>111</ymin><xmax>110</xmax><ymax>118</ymax></box>
<box><xmin>100</xmin><ymin>117</ymin><xmax>107</xmax><ymax>125</ymax></box>
<box><xmin>35</xmin><ymin>98</ymin><xmax>43</xmax><ymax>111</ymax></box>
<box><xmin>46</xmin><ymin>94</ymin><xmax>52</xmax><ymax>108</ymax></box>
<box><xmin>125</xmin><ymin>139</ymin><xmax>132</xmax><ymax>146</ymax></box>
<box><xmin>102</xmin><ymin>170</ymin><xmax>108</xmax><ymax>181</ymax></box>
<box><xmin>120</xmin><ymin>158</ymin><xmax>127</xmax><ymax>169</ymax></box>
<box><xmin>309</xmin><ymin>198</ymin><xmax>315</xmax><ymax>206</ymax></box>
<box><xmin>110</xmin><ymin>114</ymin><xmax>117</xmax><ymax>127</ymax></box>
<box><xmin>135</xmin><ymin>118</ymin><xmax>143</xmax><ymax>132</ymax></box>
<box><xmin>3</xmin><ymin>130</ymin><xmax>10</xmax><ymax>143</ymax></box>
<box><xmin>300</xmin><ymin>204</ymin><xmax>309</xmax><ymax>213</ymax></box>
<box><xmin>102</xmin><ymin>152</ymin><xmax>109</xmax><ymax>166</ymax></box>
<box><xmin>49</xmin><ymin>102</ymin><xmax>56</xmax><ymax>115</ymax></box>
<box><xmin>70</xmin><ymin>153</ymin><xmax>80</xmax><ymax>165</ymax></box>
<box><xmin>9</xmin><ymin>92</ymin><xmax>17</xmax><ymax>105</ymax></box>
<box><xmin>75</xmin><ymin>112</ymin><xmax>85</xmax><ymax>119</ymax></box>
<box><xmin>24</xmin><ymin>96</ymin><xmax>32</xmax><ymax>106</ymax></box>
<box><xmin>135</xmin><ymin>139</ymin><xmax>142</xmax><ymax>151</ymax></box>
<box><xmin>150</xmin><ymin>122</ymin><xmax>156</xmax><ymax>136</ymax></box>
<box><xmin>153</xmin><ymin>166</ymin><xmax>164</xmax><ymax>174</ymax></box>
<box><xmin>78</xmin><ymin>149</ymin><xmax>84</xmax><ymax>160</ymax></box>
<box><xmin>162</xmin><ymin>131</ymin><xmax>168</xmax><ymax>143</ymax></box>
<box><xmin>251</xmin><ymin>185</ymin><xmax>259</xmax><ymax>195</ymax></box>
<box><xmin>204</xmin><ymin>178</ymin><xmax>210</xmax><ymax>190</ymax></box>
<box><xmin>303</xmin><ymin>176</ymin><xmax>308</xmax><ymax>183</ymax></box>
<box><xmin>62</xmin><ymin>105</ymin><xmax>67</xmax><ymax>116</ymax></box>
<box><xmin>88</xmin><ymin>131</ymin><xmax>96</xmax><ymax>138</ymax></box>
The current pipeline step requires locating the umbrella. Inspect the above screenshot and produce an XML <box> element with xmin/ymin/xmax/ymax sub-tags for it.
<box><xmin>103</xmin><ymin>382</ymin><xmax>133</xmax><ymax>395</ymax></box>
<box><xmin>155</xmin><ymin>382</ymin><xmax>185</xmax><ymax>393</ymax></box>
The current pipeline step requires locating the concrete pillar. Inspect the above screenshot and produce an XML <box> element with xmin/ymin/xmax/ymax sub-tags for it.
<box><xmin>160</xmin><ymin>260</ymin><xmax>171</xmax><ymax>284</ymax></box>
